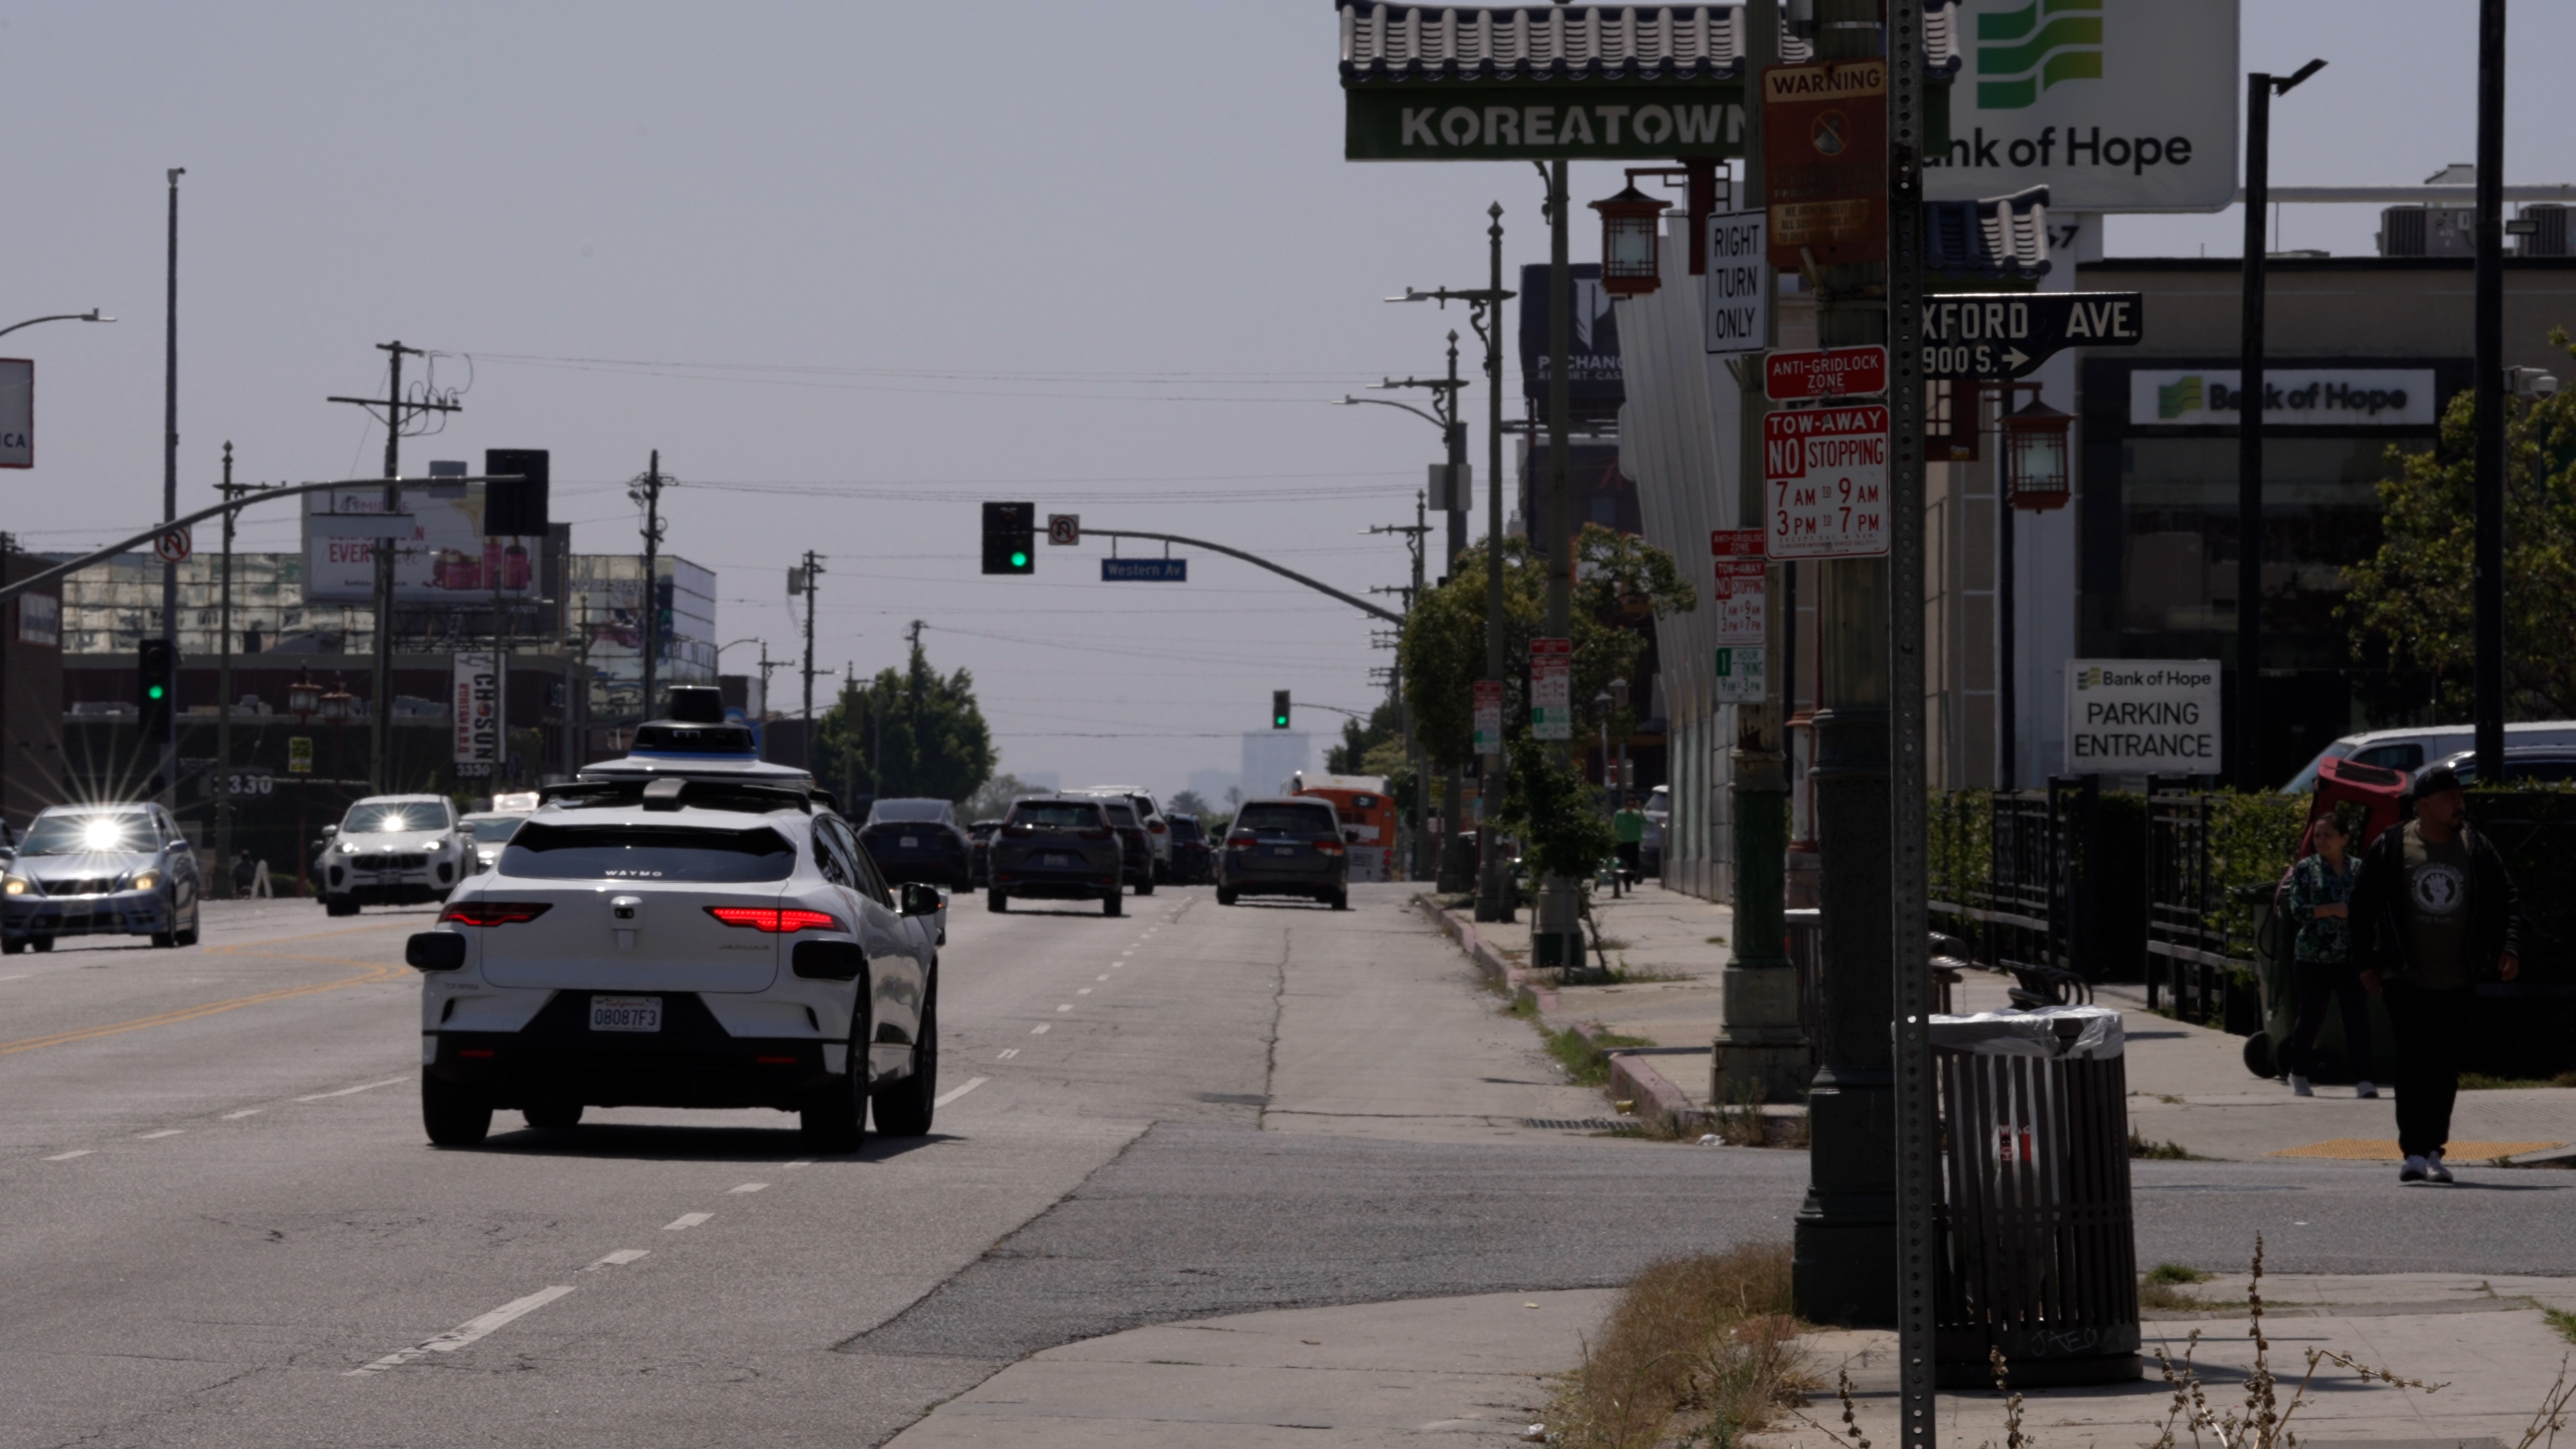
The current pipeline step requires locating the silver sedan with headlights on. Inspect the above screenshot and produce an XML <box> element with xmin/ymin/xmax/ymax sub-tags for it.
<box><xmin>1</xmin><ymin>802</ymin><xmax>204</xmax><ymax>952</ymax></box>
<box><xmin>319</xmin><ymin>794</ymin><xmax>472</xmax><ymax>916</ymax></box>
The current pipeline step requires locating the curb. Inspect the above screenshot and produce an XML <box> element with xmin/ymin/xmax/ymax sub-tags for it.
<box><xmin>1411</xmin><ymin>894</ymin><xmax>1556</xmax><ymax>1016</ymax></box>
<box><xmin>1605</xmin><ymin>1047</ymin><xmax>1699</xmax><ymax>1128</ymax></box>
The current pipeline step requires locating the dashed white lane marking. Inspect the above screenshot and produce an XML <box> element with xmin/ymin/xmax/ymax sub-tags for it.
<box><xmin>296</xmin><ymin>1075</ymin><xmax>412</xmax><ymax>1103</ymax></box>
<box><xmin>1055</xmin><ymin>1004</ymin><xmax>1073</xmax><ymax>1012</ymax></box>
<box><xmin>345</xmin><ymin>1285</ymin><xmax>576</xmax><ymax>1376</ymax></box>
<box><xmin>932</xmin><ymin>1076</ymin><xmax>988</xmax><ymax>1109</ymax></box>
<box><xmin>663</xmin><ymin>1212</ymin><xmax>714</xmax><ymax>1231</ymax></box>
<box><xmin>1077</xmin><ymin>987</ymin><xmax>1092</xmax><ymax>996</ymax></box>
<box><xmin>728</xmin><ymin>1182</ymin><xmax>768</xmax><ymax>1195</ymax></box>
<box><xmin>136</xmin><ymin>1129</ymin><xmax>184</xmax><ymax>1140</ymax></box>
<box><xmin>1095</xmin><ymin>974</ymin><xmax>1110</xmax><ymax>981</ymax></box>
<box><xmin>0</xmin><ymin>973</ymin><xmax>29</xmax><ymax>983</ymax></box>
<box><xmin>220</xmin><ymin>1108</ymin><xmax>263</xmax><ymax>1120</ymax></box>
<box><xmin>996</xmin><ymin>1049</ymin><xmax>1019</xmax><ymax>1061</ymax></box>
<box><xmin>44</xmin><ymin>1150</ymin><xmax>91</xmax><ymax>1162</ymax></box>
<box><xmin>1030</xmin><ymin>1024</ymin><xmax>1050</xmax><ymax>1034</ymax></box>
<box><xmin>583</xmin><ymin>1249</ymin><xmax>649</xmax><ymax>1271</ymax></box>
<box><xmin>784</xmin><ymin>1159</ymin><xmax>813</xmax><ymax>1169</ymax></box>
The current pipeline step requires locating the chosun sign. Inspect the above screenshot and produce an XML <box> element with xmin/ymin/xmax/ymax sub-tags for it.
<box><xmin>2063</xmin><ymin>659</ymin><xmax>2220</xmax><ymax>775</ymax></box>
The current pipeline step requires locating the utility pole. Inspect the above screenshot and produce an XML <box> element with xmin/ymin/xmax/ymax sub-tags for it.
<box><xmin>1532</xmin><ymin>153</ymin><xmax>1579</xmax><ymax>965</ymax></box>
<box><xmin>1368</xmin><ymin>502</ymin><xmax>1434</xmax><ymax>880</ymax></box>
<box><xmin>2473</xmin><ymin>0</ymin><xmax>2508</xmax><ymax>782</ymax></box>
<box><xmin>214</xmin><ymin>443</ymin><xmax>255</xmax><ymax>895</ymax></box>
<box><xmin>796</xmin><ymin>549</ymin><xmax>823</xmax><ymax>771</ymax></box>
<box><xmin>327</xmin><ymin>341</ymin><xmax>461</xmax><ymax>794</ymax></box>
<box><xmin>158</xmin><ymin>167</ymin><xmax>183</xmax><ymax>808</ymax></box>
<box><xmin>1793</xmin><ymin>0</ymin><xmax>1897</xmax><ymax>1332</ymax></box>
<box><xmin>754</xmin><ymin>643</ymin><xmax>786</xmax><ymax>761</ymax></box>
<box><xmin>631</xmin><ymin>451</ymin><xmax>667</xmax><ymax>720</ymax></box>
<box><xmin>1714</xmin><ymin>0</ymin><xmax>1807</xmax><ymax>1106</ymax></box>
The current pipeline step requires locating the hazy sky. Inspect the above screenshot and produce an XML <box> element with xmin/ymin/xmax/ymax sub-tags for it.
<box><xmin>5</xmin><ymin>2</ymin><xmax>2569</xmax><ymax>797</ymax></box>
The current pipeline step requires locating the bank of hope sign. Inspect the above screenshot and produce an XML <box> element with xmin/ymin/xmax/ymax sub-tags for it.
<box><xmin>2064</xmin><ymin>659</ymin><xmax>2220</xmax><ymax>775</ymax></box>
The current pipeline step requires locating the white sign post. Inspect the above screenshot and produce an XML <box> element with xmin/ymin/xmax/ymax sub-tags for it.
<box><xmin>1763</xmin><ymin>405</ymin><xmax>1890</xmax><ymax>558</ymax></box>
<box><xmin>1529</xmin><ymin>637</ymin><xmax>1572</xmax><ymax>741</ymax></box>
<box><xmin>0</xmin><ymin>358</ymin><xmax>30</xmax><ymax>469</ymax></box>
<box><xmin>1713</xmin><ymin>645</ymin><xmax>1767</xmax><ymax>703</ymax></box>
<box><xmin>1704</xmin><ymin>210</ymin><xmax>1769</xmax><ymax>355</ymax></box>
<box><xmin>2063</xmin><ymin>658</ymin><xmax>2222</xmax><ymax>775</ymax></box>
<box><xmin>452</xmin><ymin>651</ymin><xmax>504</xmax><ymax>777</ymax></box>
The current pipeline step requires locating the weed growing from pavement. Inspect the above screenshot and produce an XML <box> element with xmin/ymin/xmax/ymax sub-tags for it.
<box><xmin>2130</xmin><ymin>1126</ymin><xmax>2197</xmax><ymax>1160</ymax></box>
<box><xmin>2548</xmin><ymin>1307</ymin><xmax>2576</xmax><ymax>1346</ymax></box>
<box><xmin>2461</xmin><ymin>1071</ymin><xmax>2576</xmax><ymax>1090</ymax></box>
<box><xmin>1541</xmin><ymin>1242</ymin><xmax>1813</xmax><ymax>1449</ymax></box>
<box><xmin>2140</xmin><ymin>1263</ymin><xmax>2216</xmax><ymax>1313</ymax></box>
<box><xmin>1711</xmin><ymin>1079</ymin><xmax>1771</xmax><ymax>1148</ymax></box>
<box><xmin>1546</xmin><ymin>1025</ymin><xmax>1651</xmax><ymax>1087</ymax></box>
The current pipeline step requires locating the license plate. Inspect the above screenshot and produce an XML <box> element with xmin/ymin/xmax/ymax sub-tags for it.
<box><xmin>900</xmin><ymin>835</ymin><xmax>918</xmax><ymax>849</ymax></box>
<box><xmin>1043</xmin><ymin>854</ymin><xmax>1071</xmax><ymax>867</ymax></box>
<box><xmin>1271</xmin><ymin>846</ymin><xmax>1297</xmax><ymax>857</ymax></box>
<box><xmin>590</xmin><ymin>995</ymin><xmax>662</xmax><ymax>1032</ymax></box>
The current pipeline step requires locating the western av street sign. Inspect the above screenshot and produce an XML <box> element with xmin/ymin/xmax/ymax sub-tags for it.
<box><xmin>1919</xmin><ymin>292</ymin><xmax>2144</xmax><ymax>380</ymax></box>
<box><xmin>1102</xmin><ymin>558</ymin><xmax>1186</xmax><ymax>582</ymax></box>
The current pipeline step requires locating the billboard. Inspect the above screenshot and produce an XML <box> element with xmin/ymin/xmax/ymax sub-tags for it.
<box><xmin>1926</xmin><ymin>0</ymin><xmax>2239</xmax><ymax>213</ymax></box>
<box><xmin>452</xmin><ymin>651</ymin><xmax>502</xmax><ymax>775</ymax></box>
<box><xmin>304</xmin><ymin>481</ymin><xmax>542</xmax><ymax>604</ymax></box>
<box><xmin>0</xmin><ymin>358</ymin><xmax>28</xmax><ymax>468</ymax></box>
<box><xmin>1518</xmin><ymin>264</ymin><xmax>1623</xmax><ymax>419</ymax></box>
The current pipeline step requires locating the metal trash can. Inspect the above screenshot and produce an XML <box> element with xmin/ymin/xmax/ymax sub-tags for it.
<box><xmin>1932</xmin><ymin>1006</ymin><xmax>2141</xmax><ymax>1388</ymax></box>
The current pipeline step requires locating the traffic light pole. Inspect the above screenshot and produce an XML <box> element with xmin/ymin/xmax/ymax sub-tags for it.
<box><xmin>633</xmin><ymin>451</ymin><xmax>667</xmax><ymax>720</ymax></box>
<box><xmin>1081</xmin><ymin>530</ymin><xmax>1402</xmax><ymax>625</ymax></box>
<box><xmin>159</xmin><ymin>168</ymin><xmax>182</xmax><ymax>809</ymax></box>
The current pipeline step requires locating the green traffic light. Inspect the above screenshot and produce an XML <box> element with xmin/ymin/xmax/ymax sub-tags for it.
<box><xmin>147</xmin><ymin>685</ymin><xmax>166</xmax><ymax>700</ymax></box>
<box><xmin>1011</xmin><ymin>551</ymin><xmax>1030</xmax><ymax>568</ymax></box>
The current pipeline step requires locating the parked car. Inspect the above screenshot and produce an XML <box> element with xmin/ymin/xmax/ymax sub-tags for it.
<box><xmin>857</xmin><ymin>798</ymin><xmax>973</xmax><ymax>890</ymax></box>
<box><xmin>1167</xmin><ymin>814</ymin><xmax>1213</xmax><ymax>885</ymax></box>
<box><xmin>1079</xmin><ymin>787</ymin><xmax>1172</xmax><ymax>882</ymax></box>
<box><xmin>407</xmin><ymin>771</ymin><xmax>943</xmax><ymax>1151</ymax></box>
<box><xmin>317</xmin><ymin>796</ymin><xmax>470</xmax><ymax>916</ymax></box>
<box><xmin>1216</xmin><ymin>796</ymin><xmax>1350</xmax><ymax>910</ymax></box>
<box><xmin>1</xmin><ymin>802</ymin><xmax>204</xmax><ymax>951</ymax></box>
<box><xmin>459</xmin><ymin>810</ymin><xmax>531</xmax><ymax>874</ymax></box>
<box><xmin>966</xmin><ymin>819</ymin><xmax>1002</xmax><ymax>886</ymax></box>
<box><xmin>2421</xmin><ymin>748</ymin><xmax>2576</xmax><ymax>789</ymax></box>
<box><xmin>985</xmin><ymin>795</ymin><xmax>1125</xmax><ymax>916</ymax></box>
<box><xmin>2284</xmin><ymin>720</ymin><xmax>2576</xmax><ymax>795</ymax></box>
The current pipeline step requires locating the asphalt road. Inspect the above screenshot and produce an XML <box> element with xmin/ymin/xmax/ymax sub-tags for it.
<box><xmin>6</xmin><ymin>886</ymin><xmax>2567</xmax><ymax>1448</ymax></box>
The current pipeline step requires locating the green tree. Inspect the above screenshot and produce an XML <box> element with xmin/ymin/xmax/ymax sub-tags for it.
<box><xmin>2345</xmin><ymin>330</ymin><xmax>2576</xmax><ymax>718</ymax></box>
<box><xmin>961</xmin><ymin>772</ymin><xmax>1035</xmax><ymax>822</ymax></box>
<box><xmin>1167</xmin><ymin>788</ymin><xmax>1213</xmax><ymax>818</ymax></box>
<box><xmin>1398</xmin><ymin>525</ymin><xmax>1695</xmax><ymax>771</ymax></box>
<box><xmin>813</xmin><ymin>635</ymin><xmax>996</xmax><ymax>808</ymax></box>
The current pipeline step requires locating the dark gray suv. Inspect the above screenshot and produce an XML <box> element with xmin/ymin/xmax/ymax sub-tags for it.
<box><xmin>1215</xmin><ymin>797</ymin><xmax>1348</xmax><ymax>910</ymax></box>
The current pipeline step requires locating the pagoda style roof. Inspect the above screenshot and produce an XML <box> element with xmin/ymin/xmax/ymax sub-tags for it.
<box><xmin>1338</xmin><ymin>3</ymin><xmax>1961</xmax><ymax>85</ymax></box>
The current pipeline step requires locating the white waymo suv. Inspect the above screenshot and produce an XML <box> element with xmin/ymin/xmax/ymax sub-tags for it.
<box><xmin>407</xmin><ymin>720</ymin><xmax>943</xmax><ymax>1152</ymax></box>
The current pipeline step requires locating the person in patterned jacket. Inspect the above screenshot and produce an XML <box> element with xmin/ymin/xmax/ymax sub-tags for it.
<box><xmin>2277</xmin><ymin>808</ymin><xmax>2372</xmax><ymax>1099</ymax></box>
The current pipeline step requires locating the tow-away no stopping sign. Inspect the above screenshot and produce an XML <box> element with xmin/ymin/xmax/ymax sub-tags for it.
<box><xmin>1763</xmin><ymin>407</ymin><xmax>1888</xmax><ymax>559</ymax></box>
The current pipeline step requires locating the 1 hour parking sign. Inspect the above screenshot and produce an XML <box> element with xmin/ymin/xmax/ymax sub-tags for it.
<box><xmin>1762</xmin><ymin>406</ymin><xmax>1888</xmax><ymax>558</ymax></box>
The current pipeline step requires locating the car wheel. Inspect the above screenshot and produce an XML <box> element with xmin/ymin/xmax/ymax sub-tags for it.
<box><xmin>149</xmin><ymin>931</ymin><xmax>176</xmax><ymax>949</ymax></box>
<box><xmin>871</xmin><ymin>985</ymin><xmax>938</xmax><ymax>1138</ymax></box>
<box><xmin>422</xmin><ymin>1071</ymin><xmax>492</xmax><ymax>1147</ymax></box>
<box><xmin>1136</xmin><ymin>874</ymin><xmax>1156</xmax><ymax>897</ymax></box>
<box><xmin>523</xmin><ymin>1102</ymin><xmax>583</xmax><ymax>1130</ymax></box>
<box><xmin>30</xmin><ymin>934</ymin><xmax>52</xmax><ymax>953</ymax></box>
<box><xmin>1329</xmin><ymin>890</ymin><xmax>1350</xmax><ymax>912</ymax></box>
<box><xmin>1216</xmin><ymin>887</ymin><xmax>1238</xmax><ymax>906</ymax></box>
<box><xmin>0</xmin><ymin>938</ymin><xmax>21</xmax><ymax>956</ymax></box>
<box><xmin>1104</xmin><ymin>889</ymin><xmax>1123</xmax><ymax>917</ymax></box>
<box><xmin>173</xmin><ymin>900</ymin><xmax>199</xmax><ymax>949</ymax></box>
<box><xmin>987</xmin><ymin>888</ymin><xmax>1008</xmax><ymax>914</ymax></box>
<box><xmin>325</xmin><ymin>896</ymin><xmax>359</xmax><ymax>918</ymax></box>
<box><xmin>800</xmin><ymin>1015</ymin><xmax>869</xmax><ymax>1153</ymax></box>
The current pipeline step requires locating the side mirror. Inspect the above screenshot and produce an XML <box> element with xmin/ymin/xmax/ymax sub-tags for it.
<box><xmin>899</xmin><ymin>881</ymin><xmax>943</xmax><ymax>918</ymax></box>
<box><xmin>407</xmin><ymin>931</ymin><xmax>467</xmax><ymax>971</ymax></box>
<box><xmin>320</xmin><ymin>824</ymin><xmax>339</xmax><ymax>839</ymax></box>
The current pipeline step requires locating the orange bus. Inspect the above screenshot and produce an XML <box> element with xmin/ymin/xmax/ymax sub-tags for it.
<box><xmin>1283</xmin><ymin>772</ymin><xmax>1396</xmax><ymax>883</ymax></box>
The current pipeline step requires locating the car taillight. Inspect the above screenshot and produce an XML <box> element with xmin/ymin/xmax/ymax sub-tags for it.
<box><xmin>1148</xmin><ymin>820</ymin><xmax>1167</xmax><ymax>834</ymax></box>
<box><xmin>1313</xmin><ymin>841</ymin><xmax>1346</xmax><ymax>855</ymax></box>
<box><xmin>1228</xmin><ymin>833</ymin><xmax>1256</xmax><ymax>849</ymax></box>
<box><xmin>439</xmin><ymin>902</ymin><xmax>553</xmax><ymax>927</ymax></box>
<box><xmin>705</xmin><ymin>906</ymin><xmax>843</xmax><ymax>933</ymax></box>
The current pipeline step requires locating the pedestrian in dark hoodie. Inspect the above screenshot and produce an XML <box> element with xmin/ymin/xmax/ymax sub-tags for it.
<box><xmin>2347</xmin><ymin>763</ymin><xmax>2522</xmax><ymax>1183</ymax></box>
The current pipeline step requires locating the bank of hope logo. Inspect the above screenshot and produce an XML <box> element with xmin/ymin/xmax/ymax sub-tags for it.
<box><xmin>1975</xmin><ymin>0</ymin><xmax>2103</xmax><ymax>112</ymax></box>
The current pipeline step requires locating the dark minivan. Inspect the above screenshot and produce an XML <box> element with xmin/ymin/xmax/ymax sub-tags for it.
<box><xmin>858</xmin><ymin>798</ymin><xmax>973</xmax><ymax>890</ymax></box>
<box><xmin>987</xmin><ymin>796</ymin><xmax>1126</xmax><ymax>916</ymax></box>
<box><xmin>1167</xmin><ymin>815</ymin><xmax>1212</xmax><ymax>885</ymax></box>
<box><xmin>1216</xmin><ymin>797</ymin><xmax>1348</xmax><ymax>910</ymax></box>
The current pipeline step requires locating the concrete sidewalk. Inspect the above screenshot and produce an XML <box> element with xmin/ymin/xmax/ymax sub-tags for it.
<box><xmin>1475</xmin><ymin>881</ymin><xmax>2576</xmax><ymax>1164</ymax></box>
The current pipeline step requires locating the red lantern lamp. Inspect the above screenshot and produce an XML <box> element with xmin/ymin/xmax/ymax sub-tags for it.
<box><xmin>1590</xmin><ymin>182</ymin><xmax>1666</xmax><ymax>297</ymax></box>
<box><xmin>2002</xmin><ymin>393</ymin><xmax>2073</xmax><ymax>512</ymax></box>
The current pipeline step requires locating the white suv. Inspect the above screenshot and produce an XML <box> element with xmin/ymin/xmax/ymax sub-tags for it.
<box><xmin>407</xmin><ymin>773</ymin><xmax>941</xmax><ymax>1152</ymax></box>
<box><xmin>320</xmin><ymin>794</ymin><xmax>471</xmax><ymax>916</ymax></box>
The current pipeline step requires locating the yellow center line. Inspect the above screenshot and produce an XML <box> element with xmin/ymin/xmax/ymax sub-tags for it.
<box><xmin>0</xmin><ymin>924</ymin><xmax>415</xmax><ymax>1058</ymax></box>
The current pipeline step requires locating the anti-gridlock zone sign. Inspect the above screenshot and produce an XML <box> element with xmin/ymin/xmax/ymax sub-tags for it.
<box><xmin>1763</xmin><ymin>406</ymin><xmax>1888</xmax><ymax>558</ymax></box>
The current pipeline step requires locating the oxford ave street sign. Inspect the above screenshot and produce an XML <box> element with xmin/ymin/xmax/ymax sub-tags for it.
<box><xmin>1920</xmin><ymin>292</ymin><xmax>2144</xmax><ymax>380</ymax></box>
<box><xmin>1102</xmin><ymin>558</ymin><xmax>1187</xmax><ymax>582</ymax></box>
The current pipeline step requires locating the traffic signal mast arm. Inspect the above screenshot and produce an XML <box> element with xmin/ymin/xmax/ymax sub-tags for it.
<box><xmin>1086</xmin><ymin>529</ymin><xmax>1402</xmax><ymax>625</ymax></box>
<box><xmin>0</xmin><ymin>474</ymin><xmax>533</xmax><ymax>608</ymax></box>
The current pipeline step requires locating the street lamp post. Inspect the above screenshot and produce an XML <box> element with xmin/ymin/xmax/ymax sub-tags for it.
<box><xmin>2237</xmin><ymin>57</ymin><xmax>2326</xmax><ymax>790</ymax></box>
<box><xmin>0</xmin><ymin>308</ymin><xmax>112</xmax><ymax>833</ymax></box>
<box><xmin>1389</xmin><ymin>207</ymin><xmax>1517</xmax><ymax>921</ymax></box>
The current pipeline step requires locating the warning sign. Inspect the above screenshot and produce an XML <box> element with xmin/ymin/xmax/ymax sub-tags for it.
<box><xmin>1762</xmin><ymin>61</ymin><xmax>1886</xmax><ymax>270</ymax></box>
<box><xmin>1763</xmin><ymin>406</ymin><xmax>1888</xmax><ymax>559</ymax></box>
